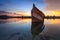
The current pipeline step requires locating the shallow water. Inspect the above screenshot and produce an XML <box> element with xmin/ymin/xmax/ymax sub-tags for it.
<box><xmin>0</xmin><ymin>18</ymin><xmax>60</xmax><ymax>40</ymax></box>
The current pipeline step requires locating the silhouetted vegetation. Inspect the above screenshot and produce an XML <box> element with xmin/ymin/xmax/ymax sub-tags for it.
<box><xmin>45</xmin><ymin>16</ymin><xmax>60</xmax><ymax>19</ymax></box>
<box><xmin>0</xmin><ymin>15</ymin><xmax>31</xmax><ymax>19</ymax></box>
<box><xmin>0</xmin><ymin>15</ymin><xmax>10</xmax><ymax>19</ymax></box>
<box><xmin>0</xmin><ymin>15</ymin><xmax>60</xmax><ymax>19</ymax></box>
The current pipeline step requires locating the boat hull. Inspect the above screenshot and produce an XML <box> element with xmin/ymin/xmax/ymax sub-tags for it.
<box><xmin>31</xmin><ymin>4</ymin><xmax>45</xmax><ymax>22</ymax></box>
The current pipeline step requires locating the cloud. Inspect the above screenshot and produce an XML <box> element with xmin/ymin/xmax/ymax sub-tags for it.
<box><xmin>46</xmin><ymin>0</ymin><xmax>60</xmax><ymax>11</ymax></box>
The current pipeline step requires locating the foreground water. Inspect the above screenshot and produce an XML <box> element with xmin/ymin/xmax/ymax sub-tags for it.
<box><xmin>0</xmin><ymin>18</ymin><xmax>60</xmax><ymax>40</ymax></box>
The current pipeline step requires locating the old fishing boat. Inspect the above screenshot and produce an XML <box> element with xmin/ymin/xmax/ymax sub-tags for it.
<box><xmin>31</xmin><ymin>4</ymin><xmax>45</xmax><ymax>22</ymax></box>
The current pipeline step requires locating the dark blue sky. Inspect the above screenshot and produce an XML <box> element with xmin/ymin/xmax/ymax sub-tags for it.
<box><xmin>0</xmin><ymin>0</ymin><xmax>47</xmax><ymax>13</ymax></box>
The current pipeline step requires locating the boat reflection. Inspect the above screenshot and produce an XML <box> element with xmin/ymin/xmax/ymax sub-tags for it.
<box><xmin>31</xmin><ymin>21</ymin><xmax>45</xmax><ymax>40</ymax></box>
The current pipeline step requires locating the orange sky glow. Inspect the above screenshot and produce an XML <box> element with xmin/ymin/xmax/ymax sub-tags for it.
<box><xmin>44</xmin><ymin>11</ymin><xmax>60</xmax><ymax>16</ymax></box>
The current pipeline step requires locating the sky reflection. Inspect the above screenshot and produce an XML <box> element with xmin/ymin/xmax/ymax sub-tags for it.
<box><xmin>0</xmin><ymin>18</ymin><xmax>60</xmax><ymax>40</ymax></box>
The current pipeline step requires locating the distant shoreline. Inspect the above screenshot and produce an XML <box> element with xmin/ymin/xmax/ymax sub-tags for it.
<box><xmin>0</xmin><ymin>15</ymin><xmax>60</xmax><ymax>19</ymax></box>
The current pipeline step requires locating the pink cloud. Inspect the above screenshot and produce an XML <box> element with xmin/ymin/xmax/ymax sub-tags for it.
<box><xmin>46</xmin><ymin>0</ymin><xmax>60</xmax><ymax>11</ymax></box>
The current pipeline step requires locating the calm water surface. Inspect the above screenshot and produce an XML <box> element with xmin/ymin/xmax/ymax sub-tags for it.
<box><xmin>0</xmin><ymin>18</ymin><xmax>60</xmax><ymax>40</ymax></box>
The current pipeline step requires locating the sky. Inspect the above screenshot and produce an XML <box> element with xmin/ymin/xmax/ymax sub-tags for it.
<box><xmin>0</xmin><ymin>0</ymin><xmax>60</xmax><ymax>16</ymax></box>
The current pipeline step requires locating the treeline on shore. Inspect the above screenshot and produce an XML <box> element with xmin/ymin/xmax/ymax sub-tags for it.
<box><xmin>0</xmin><ymin>15</ymin><xmax>60</xmax><ymax>19</ymax></box>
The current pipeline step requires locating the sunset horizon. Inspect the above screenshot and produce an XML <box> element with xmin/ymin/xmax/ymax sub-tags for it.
<box><xmin>0</xmin><ymin>0</ymin><xmax>60</xmax><ymax>16</ymax></box>
<box><xmin>0</xmin><ymin>0</ymin><xmax>60</xmax><ymax>40</ymax></box>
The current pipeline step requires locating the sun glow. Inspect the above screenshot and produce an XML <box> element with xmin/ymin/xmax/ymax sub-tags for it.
<box><xmin>45</xmin><ymin>11</ymin><xmax>60</xmax><ymax>16</ymax></box>
<box><xmin>23</xmin><ymin>13</ymin><xmax>31</xmax><ymax>16</ymax></box>
<box><xmin>16</xmin><ymin>11</ymin><xmax>31</xmax><ymax>16</ymax></box>
<box><xmin>53</xmin><ymin>11</ymin><xmax>60</xmax><ymax>16</ymax></box>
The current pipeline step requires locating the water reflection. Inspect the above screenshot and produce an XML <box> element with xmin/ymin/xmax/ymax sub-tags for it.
<box><xmin>0</xmin><ymin>18</ymin><xmax>31</xmax><ymax>24</ymax></box>
<box><xmin>0</xmin><ymin>18</ymin><xmax>32</xmax><ymax>40</ymax></box>
<box><xmin>0</xmin><ymin>18</ymin><xmax>60</xmax><ymax>40</ymax></box>
<box><xmin>44</xmin><ymin>19</ymin><xmax>60</xmax><ymax>24</ymax></box>
<box><xmin>31</xmin><ymin>21</ymin><xmax>45</xmax><ymax>40</ymax></box>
